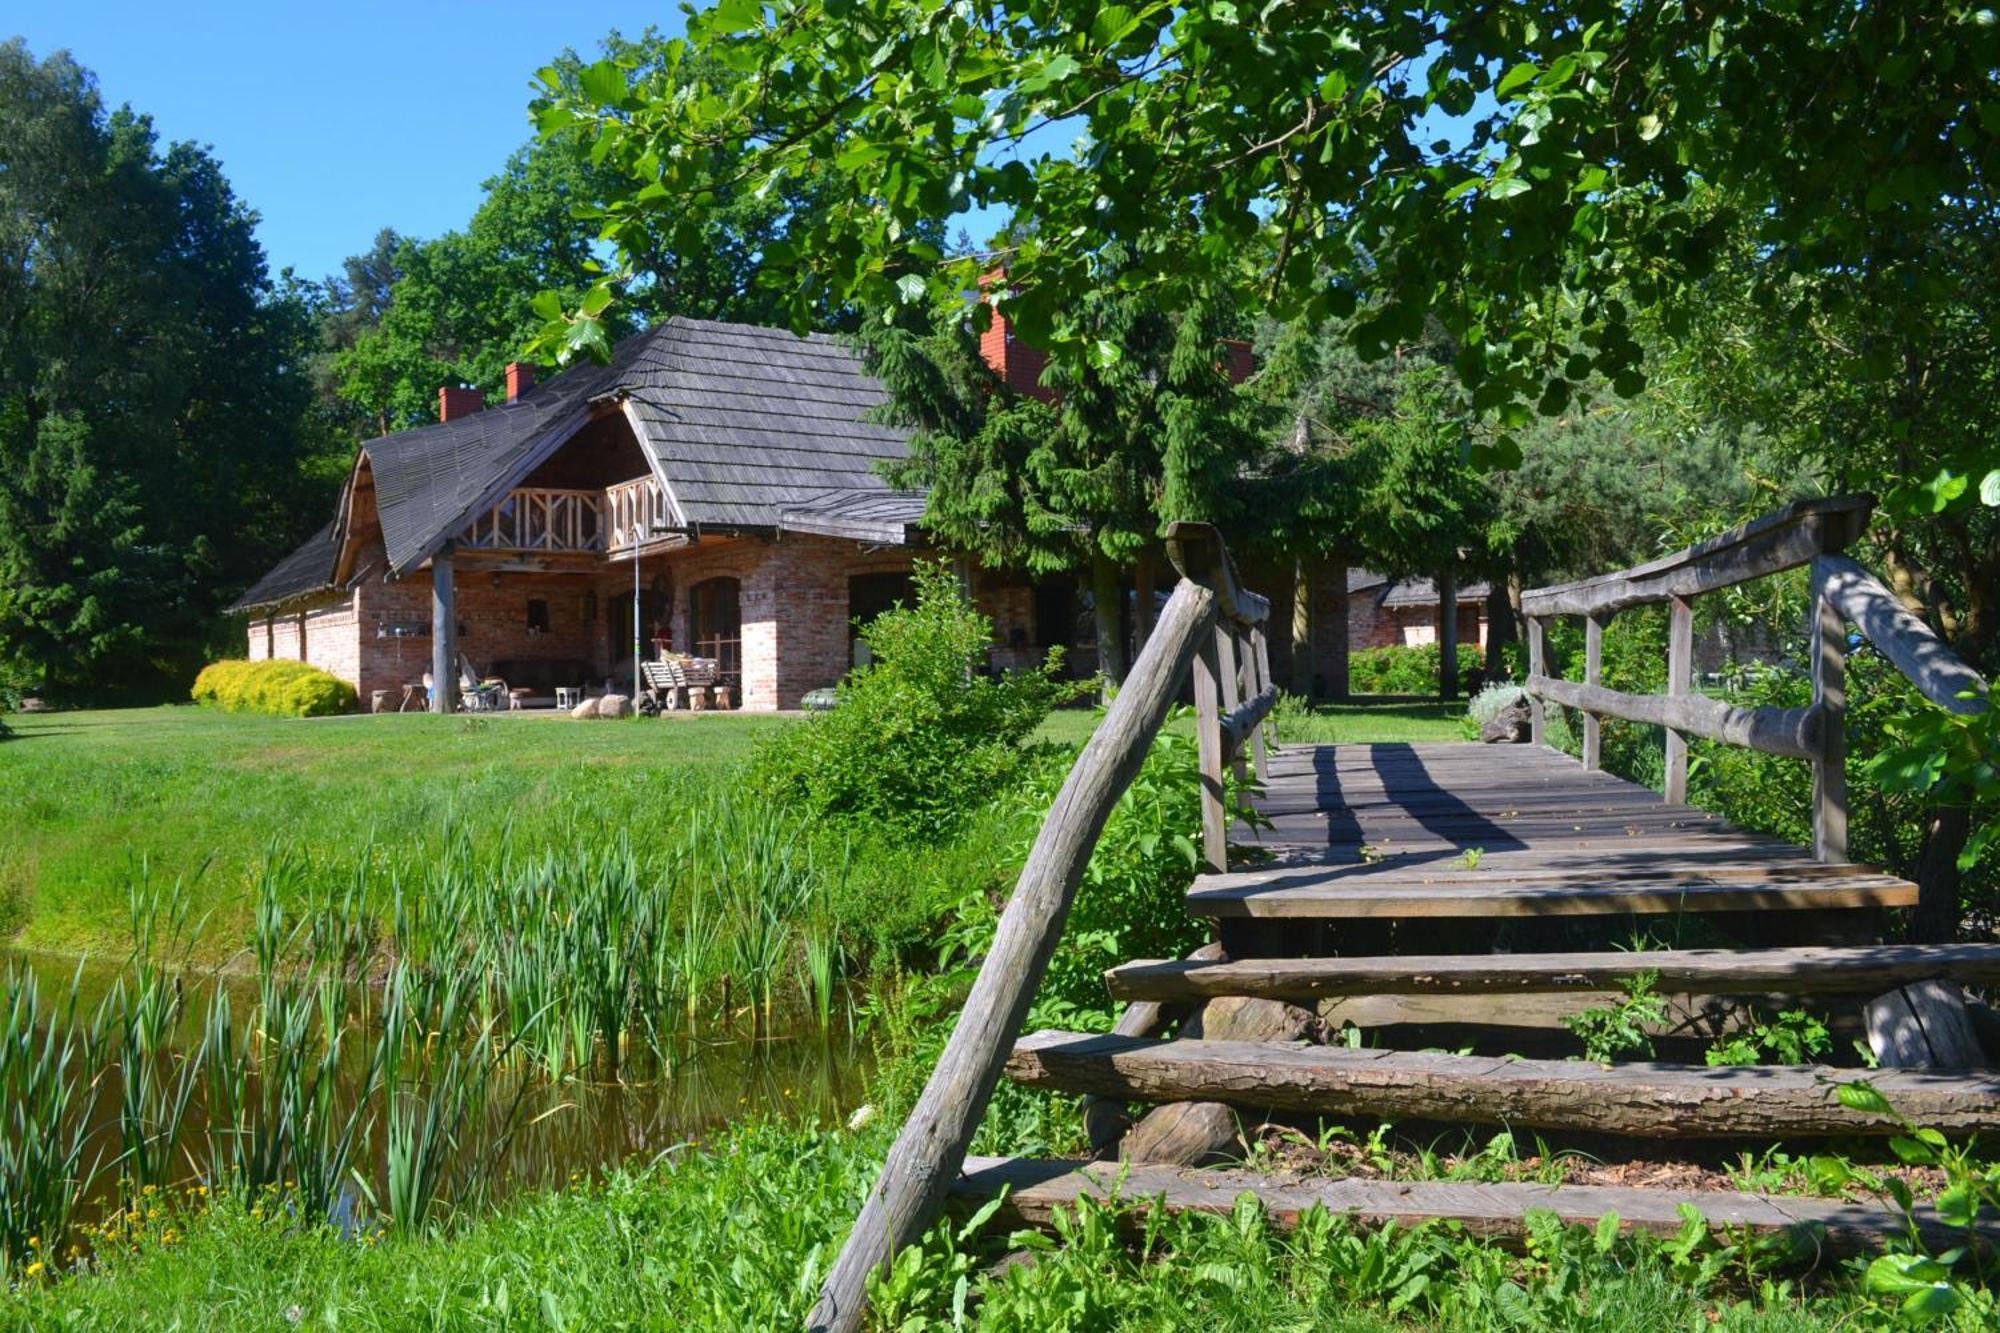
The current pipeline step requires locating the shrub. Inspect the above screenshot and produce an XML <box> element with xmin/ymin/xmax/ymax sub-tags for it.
<box><xmin>1349</xmin><ymin>643</ymin><xmax>1483</xmax><ymax>696</ymax></box>
<box><xmin>750</xmin><ymin>563</ymin><xmax>1087</xmax><ymax>840</ymax></box>
<box><xmin>191</xmin><ymin>660</ymin><xmax>357</xmax><ymax>718</ymax></box>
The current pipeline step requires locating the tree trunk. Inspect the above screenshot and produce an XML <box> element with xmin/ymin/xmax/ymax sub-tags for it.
<box><xmin>1327</xmin><ymin>564</ymin><xmax>1351</xmax><ymax>701</ymax></box>
<box><xmin>1091</xmin><ymin>552</ymin><xmax>1125</xmax><ymax>694</ymax></box>
<box><xmin>1290</xmin><ymin>559</ymin><xmax>1313</xmax><ymax>699</ymax></box>
<box><xmin>1485</xmin><ymin>579</ymin><xmax>1518</xmax><ymax>681</ymax></box>
<box><xmin>1133</xmin><ymin>549</ymin><xmax>1157</xmax><ymax>657</ymax></box>
<box><xmin>1913</xmin><ymin>804</ymin><xmax>1970</xmax><ymax>944</ymax></box>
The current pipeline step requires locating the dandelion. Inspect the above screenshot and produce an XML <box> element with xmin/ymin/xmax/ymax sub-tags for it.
<box><xmin>25</xmin><ymin>1261</ymin><xmax>45</xmax><ymax>1279</ymax></box>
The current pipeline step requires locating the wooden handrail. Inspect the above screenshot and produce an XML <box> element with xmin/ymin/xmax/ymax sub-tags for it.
<box><xmin>1519</xmin><ymin>493</ymin><xmax>1988</xmax><ymax>865</ymax></box>
<box><xmin>809</xmin><ymin>524</ymin><xmax>1271</xmax><ymax>1332</ymax></box>
<box><xmin>1520</xmin><ymin>495</ymin><xmax>1872</xmax><ymax>618</ymax></box>
<box><xmin>1815</xmin><ymin>555</ymin><xmax>1989</xmax><ymax>714</ymax></box>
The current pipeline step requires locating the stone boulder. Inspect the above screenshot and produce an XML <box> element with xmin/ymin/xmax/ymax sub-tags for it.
<box><xmin>570</xmin><ymin>696</ymin><xmax>601</xmax><ymax>719</ymax></box>
<box><xmin>1119</xmin><ymin>1101</ymin><xmax>1243</xmax><ymax>1167</ymax></box>
<box><xmin>1481</xmin><ymin>695</ymin><xmax>1532</xmax><ymax>743</ymax></box>
<box><xmin>597</xmin><ymin>693</ymin><xmax>634</xmax><ymax>719</ymax></box>
<box><xmin>1183</xmin><ymin>995</ymin><xmax>1320</xmax><ymax>1044</ymax></box>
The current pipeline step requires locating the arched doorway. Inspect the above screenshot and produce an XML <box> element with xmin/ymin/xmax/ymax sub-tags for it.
<box><xmin>690</xmin><ymin>576</ymin><xmax>741</xmax><ymax>704</ymax></box>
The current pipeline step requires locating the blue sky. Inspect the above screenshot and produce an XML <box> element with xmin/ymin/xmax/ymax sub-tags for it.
<box><xmin>8</xmin><ymin>1</ymin><xmax>683</xmax><ymax>282</ymax></box>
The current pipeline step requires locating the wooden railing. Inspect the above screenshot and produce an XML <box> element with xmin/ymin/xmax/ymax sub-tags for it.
<box><xmin>1521</xmin><ymin>495</ymin><xmax>1989</xmax><ymax>863</ymax></box>
<box><xmin>807</xmin><ymin>522</ymin><xmax>1272</xmax><ymax>1333</ymax></box>
<box><xmin>459</xmin><ymin>487</ymin><xmax>604</xmax><ymax>553</ymax></box>
<box><xmin>605</xmin><ymin>474</ymin><xmax>668</xmax><ymax>551</ymax></box>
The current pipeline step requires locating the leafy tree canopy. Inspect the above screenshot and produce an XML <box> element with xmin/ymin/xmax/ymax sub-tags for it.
<box><xmin>539</xmin><ymin>3</ymin><xmax>1998</xmax><ymax>443</ymax></box>
<box><xmin>0</xmin><ymin>41</ymin><xmax>329</xmax><ymax>699</ymax></box>
<box><xmin>333</xmin><ymin>28</ymin><xmax>908</xmax><ymax>433</ymax></box>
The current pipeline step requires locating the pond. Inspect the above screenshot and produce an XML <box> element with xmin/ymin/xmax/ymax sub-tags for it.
<box><xmin>2</xmin><ymin>945</ymin><xmax>876</xmax><ymax>1254</ymax></box>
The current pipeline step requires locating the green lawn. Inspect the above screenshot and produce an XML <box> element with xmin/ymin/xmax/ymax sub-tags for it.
<box><xmin>0</xmin><ymin>705</ymin><xmax>788</xmax><ymax>955</ymax></box>
<box><xmin>0</xmin><ymin>697</ymin><xmax>1465</xmax><ymax>957</ymax></box>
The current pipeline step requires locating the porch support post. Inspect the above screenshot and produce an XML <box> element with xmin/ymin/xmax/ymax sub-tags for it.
<box><xmin>1438</xmin><ymin>567</ymin><xmax>1459</xmax><ymax>701</ymax></box>
<box><xmin>431</xmin><ymin>541</ymin><xmax>457</xmax><ymax>714</ymax></box>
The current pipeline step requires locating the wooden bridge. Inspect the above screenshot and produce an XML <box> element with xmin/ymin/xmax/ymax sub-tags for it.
<box><xmin>809</xmin><ymin>497</ymin><xmax>1995</xmax><ymax>1332</ymax></box>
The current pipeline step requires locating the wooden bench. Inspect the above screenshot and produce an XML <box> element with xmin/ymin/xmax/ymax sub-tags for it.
<box><xmin>641</xmin><ymin>657</ymin><xmax>724</xmax><ymax>711</ymax></box>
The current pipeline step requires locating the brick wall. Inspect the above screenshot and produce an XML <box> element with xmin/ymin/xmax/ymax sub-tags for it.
<box><xmin>251</xmin><ymin>534</ymin><xmax>1064</xmax><ymax>713</ymax></box>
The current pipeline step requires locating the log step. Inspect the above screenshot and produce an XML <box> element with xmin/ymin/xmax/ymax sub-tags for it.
<box><xmin>1005</xmin><ymin>1031</ymin><xmax>2000</xmax><ymax>1137</ymax></box>
<box><xmin>950</xmin><ymin>1156</ymin><xmax>1997</xmax><ymax>1256</ymax></box>
<box><xmin>1188</xmin><ymin>865</ymin><xmax>1918</xmax><ymax>919</ymax></box>
<box><xmin>1106</xmin><ymin>943</ymin><xmax>2000</xmax><ymax>1003</ymax></box>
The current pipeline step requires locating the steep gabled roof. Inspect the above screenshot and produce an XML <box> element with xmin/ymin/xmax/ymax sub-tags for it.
<box><xmin>365</xmin><ymin>336</ymin><xmax>648</xmax><ymax>575</ymax></box>
<box><xmin>621</xmin><ymin>318</ymin><xmax>909</xmax><ymax>530</ymax></box>
<box><xmin>235</xmin><ymin>317</ymin><xmax>920</xmax><ymax>607</ymax></box>
<box><xmin>227</xmin><ymin>522</ymin><xmax>340</xmax><ymax>613</ymax></box>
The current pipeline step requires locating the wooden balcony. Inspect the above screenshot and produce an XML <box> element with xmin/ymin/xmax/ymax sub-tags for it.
<box><xmin>606</xmin><ymin>475</ymin><xmax>669</xmax><ymax>552</ymax></box>
<box><xmin>460</xmin><ymin>487</ymin><xmax>605</xmax><ymax>553</ymax></box>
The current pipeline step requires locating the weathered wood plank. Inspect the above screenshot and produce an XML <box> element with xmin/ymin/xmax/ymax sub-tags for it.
<box><xmin>1186</xmin><ymin>873</ymin><xmax>1919</xmax><ymax>919</ymax></box>
<box><xmin>807</xmin><ymin>579</ymin><xmax>1217</xmax><ymax>1333</ymax></box>
<box><xmin>950</xmin><ymin>1156</ymin><xmax>1999</xmax><ymax>1255</ymax></box>
<box><xmin>1866</xmin><ymin>981</ymin><xmax>1988</xmax><ymax>1069</ymax></box>
<box><xmin>1528</xmin><ymin>616</ymin><xmax>1548</xmax><ymax>745</ymax></box>
<box><xmin>1520</xmin><ymin>495</ymin><xmax>1871</xmax><ymax>618</ymax></box>
<box><xmin>1107</xmin><ymin>944</ymin><xmax>2000</xmax><ymax>1002</ymax></box>
<box><xmin>1005</xmin><ymin>1032</ymin><xmax>2000</xmax><ymax>1137</ymax></box>
<box><xmin>1193</xmin><ymin>630</ymin><xmax>1228</xmax><ymax>874</ymax></box>
<box><xmin>1582</xmin><ymin>613</ymin><xmax>1603</xmax><ymax>770</ymax></box>
<box><xmin>1528</xmin><ymin>676</ymin><xmax>1820</xmax><ymax>761</ymax></box>
<box><xmin>1810</xmin><ymin>559</ymin><xmax>1849</xmax><ymax>862</ymax></box>
<box><xmin>1817</xmin><ymin>555</ymin><xmax>1989</xmax><ymax>714</ymax></box>
<box><xmin>1666</xmin><ymin>594</ymin><xmax>1692</xmax><ymax>802</ymax></box>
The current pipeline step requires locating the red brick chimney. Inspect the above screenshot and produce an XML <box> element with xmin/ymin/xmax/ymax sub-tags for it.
<box><xmin>978</xmin><ymin>268</ymin><xmax>1255</xmax><ymax>396</ymax></box>
<box><xmin>978</xmin><ymin>269</ymin><xmax>1054</xmax><ymax>403</ymax></box>
<box><xmin>505</xmin><ymin>361</ymin><xmax>536</xmax><ymax>402</ymax></box>
<box><xmin>438</xmin><ymin>385</ymin><xmax>485</xmax><ymax>422</ymax></box>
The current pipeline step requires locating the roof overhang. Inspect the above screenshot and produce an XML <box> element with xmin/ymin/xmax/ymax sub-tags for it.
<box><xmin>776</xmin><ymin>489</ymin><xmax>929</xmax><ymax>546</ymax></box>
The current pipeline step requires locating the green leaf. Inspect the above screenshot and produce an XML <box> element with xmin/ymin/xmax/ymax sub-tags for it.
<box><xmin>1486</xmin><ymin>176</ymin><xmax>1531</xmax><ymax>200</ymax></box>
<box><xmin>1021</xmin><ymin>53</ymin><xmax>1080</xmax><ymax>95</ymax></box>
<box><xmin>1936</xmin><ymin>1181</ymin><xmax>1980</xmax><ymax>1228</ymax></box>
<box><xmin>895</xmin><ymin>273</ymin><xmax>928</xmax><ymax>305</ymax></box>
<box><xmin>709</xmin><ymin>0</ymin><xmax>765</xmax><ymax>34</ymax></box>
<box><xmin>1925</xmin><ymin>468</ymin><xmax>1969</xmax><ymax>512</ymax></box>
<box><xmin>1838</xmin><ymin>1080</ymin><xmax>1895</xmax><ymax>1116</ymax></box>
<box><xmin>577</xmin><ymin>60</ymin><xmax>627</xmax><ymax>108</ymax></box>
<box><xmin>1496</xmin><ymin>63</ymin><xmax>1538</xmax><ymax>98</ymax></box>
<box><xmin>1091</xmin><ymin>4</ymin><xmax>1143</xmax><ymax>48</ymax></box>
<box><xmin>1593</xmin><ymin>1211</ymin><xmax>1621</xmax><ymax>1253</ymax></box>
<box><xmin>836</xmin><ymin>139</ymin><xmax>889</xmax><ymax>171</ymax></box>
<box><xmin>1637</xmin><ymin>113</ymin><xmax>1664</xmax><ymax>141</ymax></box>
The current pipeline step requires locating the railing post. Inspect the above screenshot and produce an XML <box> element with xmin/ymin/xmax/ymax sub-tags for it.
<box><xmin>807</xmin><ymin>579</ymin><xmax>1218</xmax><ymax>1333</ymax></box>
<box><xmin>1248</xmin><ymin>624</ymin><xmax>1272</xmax><ymax>781</ymax></box>
<box><xmin>1215</xmin><ymin>623</ymin><xmax>1247</xmax><ymax>790</ymax></box>
<box><xmin>1194</xmin><ymin>628</ymin><xmax>1229</xmax><ymax>873</ymax></box>
<box><xmin>1582</xmin><ymin>613</ymin><xmax>1604</xmax><ymax>771</ymax></box>
<box><xmin>1665</xmin><ymin>595</ymin><xmax>1693</xmax><ymax>804</ymax></box>
<box><xmin>1810</xmin><ymin>557</ymin><xmax>1848</xmax><ymax>862</ymax></box>
<box><xmin>1527</xmin><ymin>616</ymin><xmax>1547</xmax><ymax>746</ymax></box>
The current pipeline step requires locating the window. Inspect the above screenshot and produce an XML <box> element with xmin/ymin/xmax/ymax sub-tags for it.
<box><xmin>526</xmin><ymin>599</ymin><xmax>550</xmax><ymax>634</ymax></box>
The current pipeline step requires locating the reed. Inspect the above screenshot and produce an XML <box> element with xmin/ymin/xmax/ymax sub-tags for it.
<box><xmin>0</xmin><ymin>964</ymin><xmax>104</xmax><ymax>1274</ymax></box>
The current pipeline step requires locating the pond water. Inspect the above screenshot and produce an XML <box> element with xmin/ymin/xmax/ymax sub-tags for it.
<box><xmin>4</xmin><ymin>947</ymin><xmax>877</xmax><ymax>1236</ymax></box>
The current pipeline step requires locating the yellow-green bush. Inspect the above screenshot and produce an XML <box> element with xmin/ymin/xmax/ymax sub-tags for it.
<box><xmin>191</xmin><ymin>660</ymin><xmax>357</xmax><ymax>718</ymax></box>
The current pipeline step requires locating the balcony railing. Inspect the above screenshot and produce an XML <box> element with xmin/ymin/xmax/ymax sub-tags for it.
<box><xmin>460</xmin><ymin>487</ymin><xmax>605</xmax><ymax>553</ymax></box>
<box><xmin>606</xmin><ymin>475</ymin><xmax>669</xmax><ymax>551</ymax></box>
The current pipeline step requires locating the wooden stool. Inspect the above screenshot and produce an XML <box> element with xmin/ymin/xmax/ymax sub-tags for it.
<box><xmin>371</xmin><ymin>689</ymin><xmax>391</xmax><ymax>714</ymax></box>
<box><xmin>688</xmin><ymin>685</ymin><xmax>709</xmax><ymax>712</ymax></box>
<box><xmin>713</xmin><ymin>685</ymin><xmax>732</xmax><ymax>710</ymax></box>
<box><xmin>508</xmin><ymin>688</ymin><xmax>533</xmax><ymax>711</ymax></box>
<box><xmin>555</xmin><ymin>686</ymin><xmax>580</xmax><ymax>710</ymax></box>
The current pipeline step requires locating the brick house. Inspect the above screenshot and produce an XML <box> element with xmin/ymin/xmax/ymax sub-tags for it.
<box><xmin>232</xmin><ymin>316</ymin><xmax>1076</xmax><ymax>712</ymax></box>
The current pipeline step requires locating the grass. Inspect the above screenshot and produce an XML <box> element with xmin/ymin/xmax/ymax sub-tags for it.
<box><xmin>0</xmin><ymin>698</ymin><xmax>1460</xmax><ymax>957</ymax></box>
<box><xmin>0</xmin><ymin>706</ymin><xmax>788</xmax><ymax>954</ymax></box>
<box><xmin>1</xmin><ymin>1118</ymin><xmax>1893</xmax><ymax>1332</ymax></box>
